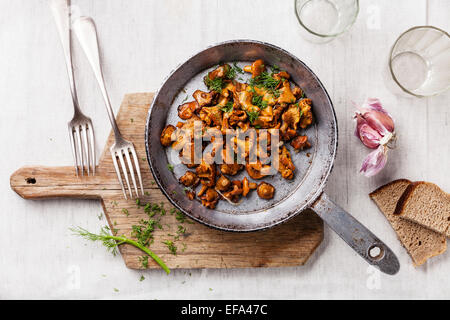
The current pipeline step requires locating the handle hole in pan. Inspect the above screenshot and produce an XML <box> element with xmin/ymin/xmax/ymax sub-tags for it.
<box><xmin>368</xmin><ymin>244</ymin><xmax>385</xmax><ymax>261</ymax></box>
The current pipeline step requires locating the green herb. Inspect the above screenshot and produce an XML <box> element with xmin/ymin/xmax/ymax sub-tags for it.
<box><xmin>170</xmin><ymin>208</ymin><xmax>176</xmax><ymax>214</ymax></box>
<box><xmin>139</xmin><ymin>255</ymin><xmax>149</xmax><ymax>268</ymax></box>
<box><xmin>141</xmin><ymin>157</ymin><xmax>146</xmax><ymax>161</ymax></box>
<box><xmin>271</xmin><ymin>64</ymin><xmax>280</xmax><ymax>73</ymax></box>
<box><xmin>248</xmin><ymin>71</ymin><xmax>281</xmax><ymax>96</ymax></box>
<box><xmin>225</xmin><ymin>63</ymin><xmax>244</xmax><ymax>80</ymax></box>
<box><xmin>132</xmin><ymin>219</ymin><xmax>157</xmax><ymax>246</ymax></box>
<box><xmin>145</xmin><ymin>191</ymin><xmax>150</xmax><ymax>196</ymax></box>
<box><xmin>167</xmin><ymin>164</ymin><xmax>174</xmax><ymax>172</ymax></box>
<box><xmin>220</xmin><ymin>101</ymin><xmax>233</xmax><ymax>113</ymax></box>
<box><xmin>181</xmin><ymin>95</ymin><xmax>189</xmax><ymax>103</ymax></box>
<box><xmin>175</xmin><ymin>211</ymin><xmax>191</xmax><ymax>223</ymax></box>
<box><xmin>177</xmin><ymin>225</ymin><xmax>186</xmax><ymax>235</ymax></box>
<box><xmin>209</xmin><ymin>288</ymin><xmax>213</xmax><ymax>291</ymax></box>
<box><xmin>163</xmin><ymin>240</ymin><xmax>177</xmax><ymax>255</ymax></box>
<box><xmin>114</xmin><ymin>288</ymin><xmax>119</xmax><ymax>292</ymax></box>
<box><xmin>151</xmin><ymin>181</ymin><xmax>156</xmax><ymax>185</ymax></box>
<box><xmin>246</xmin><ymin>110</ymin><xmax>260</xmax><ymax>123</ymax></box>
<box><xmin>97</xmin><ymin>213</ymin><xmax>103</xmax><ymax>220</ymax></box>
<box><xmin>204</xmin><ymin>76</ymin><xmax>225</xmax><ymax>92</ymax></box>
<box><xmin>130</xmin><ymin>118</ymin><xmax>134</xmax><ymax>123</ymax></box>
<box><xmin>136</xmin><ymin>198</ymin><xmax>141</xmax><ymax>207</ymax></box>
<box><xmin>139</xmin><ymin>275</ymin><xmax>145</xmax><ymax>281</ymax></box>
<box><xmin>70</xmin><ymin>226</ymin><xmax>170</xmax><ymax>274</ymax></box>
<box><xmin>251</xmin><ymin>94</ymin><xmax>268</xmax><ymax>109</ymax></box>
<box><xmin>233</xmin><ymin>62</ymin><xmax>244</xmax><ymax>74</ymax></box>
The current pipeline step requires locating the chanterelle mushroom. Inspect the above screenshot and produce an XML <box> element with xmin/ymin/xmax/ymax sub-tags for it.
<box><xmin>196</xmin><ymin>162</ymin><xmax>216</xmax><ymax>187</ymax></box>
<box><xmin>179</xmin><ymin>171</ymin><xmax>200</xmax><ymax>187</ymax></box>
<box><xmin>243</xmin><ymin>59</ymin><xmax>265</xmax><ymax>78</ymax></box>
<box><xmin>291</xmin><ymin>135</ymin><xmax>311</xmax><ymax>151</ymax></box>
<box><xmin>242</xmin><ymin>177</ymin><xmax>257</xmax><ymax>197</ymax></box>
<box><xmin>215</xmin><ymin>175</ymin><xmax>231</xmax><ymax>191</ymax></box>
<box><xmin>299</xmin><ymin>98</ymin><xmax>313</xmax><ymax>129</ymax></box>
<box><xmin>160</xmin><ymin>125</ymin><xmax>176</xmax><ymax>147</ymax></box>
<box><xmin>178</xmin><ymin>101</ymin><xmax>199</xmax><ymax>120</ymax></box>
<box><xmin>278</xmin><ymin>146</ymin><xmax>295</xmax><ymax>180</ymax></box>
<box><xmin>277</xmin><ymin>80</ymin><xmax>296</xmax><ymax>104</ymax></box>
<box><xmin>257</xmin><ymin>182</ymin><xmax>275</xmax><ymax>199</ymax></box>
<box><xmin>207</xmin><ymin>64</ymin><xmax>230</xmax><ymax>80</ymax></box>
<box><xmin>193</xmin><ymin>90</ymin><xmax>217</xmax><ymax>107</ymax></box>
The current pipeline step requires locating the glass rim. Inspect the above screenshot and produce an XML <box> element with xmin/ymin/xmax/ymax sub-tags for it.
<box><xmin>294</xmin><ymin>0</ymin><xmax>360</xmax><ymax>38</ymax></box>
<box><xmin>389</xmin><ymin>25</ymin><xmax>450</xmax><ymax>98</ymax></box>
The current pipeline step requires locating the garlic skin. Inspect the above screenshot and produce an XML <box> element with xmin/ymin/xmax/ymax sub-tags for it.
<box><xmin>360</xmin><ymin>145</ymin><xmax>388</xmax><ymax>177</ymax></box>
<box><xmin>354</xmin><ymin>98</ymin><xmax>395</xmax><ymax>177</ymax></box>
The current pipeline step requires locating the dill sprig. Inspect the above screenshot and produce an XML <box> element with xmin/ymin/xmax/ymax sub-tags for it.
<box><xmin>70</xmin><ymin>226</ymin><xmax>170</xmax><ymax>274</ymax></box>
<box><xmin>163</xmin><ymin>240</ymin><xmax>177</xmax><ymax>255</ymax></box>
<box><xmin>204</xmin><ymin>76</ymin><xmax>225</xmax><ymax>92</ymax></box>
<box><xmin>246</xmin><ymin>110</ymin><xmax>260</xmax><ymax>123</ymax></box>
<box><xmin>248</xmin><ymin>71</ymin><xmax>281</xmax><ymax>96</ymax></box>
<box><xmin>251</xmin><ymin>94</ymin><xmax>268</xmax><ymax>109</ymax></box>
<box><xmin>220</xmin><ymin>101</ymin><xmax>233</xmax><ymax>113</ymax></box>
<box><xmin>226</xmin><ymin>63</ymin><xmax>244</xmax><ymax>80</ymax></box>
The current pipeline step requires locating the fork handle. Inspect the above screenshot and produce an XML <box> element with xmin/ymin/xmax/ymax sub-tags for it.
<box><xmin>72</xmin><ymin>16</ymin><xmax>123</xmax><ymax>140</ymax></box>
<box><xmin>49</xmin><ymin>0</ymin><xmax>81</xmax><ymax>113</ymax></box>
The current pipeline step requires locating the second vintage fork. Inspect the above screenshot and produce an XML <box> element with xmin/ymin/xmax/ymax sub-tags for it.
<box><xmin>72</xmin><ymin>16</ymin><xmax>144</xmax><ymax>199</ymax></box>
<box><xmin>50</xmin><ymin>0</ymin><xmax>95</xmax><ymax>176</ymax></box>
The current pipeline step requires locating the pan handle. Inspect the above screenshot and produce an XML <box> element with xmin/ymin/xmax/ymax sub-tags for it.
<box><xmin>310</xmin><ymin>193</ymin><xmax>400</xmax><ymax>275</ymax></box>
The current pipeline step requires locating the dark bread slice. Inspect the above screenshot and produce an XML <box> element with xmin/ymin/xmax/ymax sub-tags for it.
<box><xmin>395</xmin><ymin>181</ymin><xmax>450</xmax><ymax>237</ymax></box>
<box><xmin>370</xmin><ymin>179</ymin><xmax>446</xmax><ymax>266</ymax></box>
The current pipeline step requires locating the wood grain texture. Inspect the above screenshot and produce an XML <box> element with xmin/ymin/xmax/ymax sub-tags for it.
<box><xmin>10</xmin><ymin>92</ymin><xmax>324</xmax><ymax>269</ymax></box>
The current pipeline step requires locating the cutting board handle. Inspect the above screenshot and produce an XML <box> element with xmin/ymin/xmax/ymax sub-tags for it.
<box><xmin>10</xmin><ymin>166</ymin><xmax>114</xmax><ymax>200</ymax></box>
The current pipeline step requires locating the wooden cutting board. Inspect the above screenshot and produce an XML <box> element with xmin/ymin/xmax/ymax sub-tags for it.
<box><xmin>10</xmin><ymin>92</ymin><xmax>323</xmax><ymax>270</ymax></box>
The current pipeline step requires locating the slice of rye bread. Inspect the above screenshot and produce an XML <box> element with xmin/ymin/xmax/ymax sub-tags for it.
<box><xmin>395</xmin><ymin>182</ymin><xmax>450</xmax><ymax>237</ymax></box>
<box><xmin>369</xmin><ymin>179</ymin><xmax>446</xmax><ymax>266</ymax></box>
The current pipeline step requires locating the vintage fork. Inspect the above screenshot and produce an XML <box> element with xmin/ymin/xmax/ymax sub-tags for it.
<box><xmin>50</xmin><ymin>0</ymin><xmax>95</xmax><ymax>176</ymax></box>
<box><xmin>72</xmin><ymin>16</ymin><xmax>144</xmax><ymax>199</ymax></box>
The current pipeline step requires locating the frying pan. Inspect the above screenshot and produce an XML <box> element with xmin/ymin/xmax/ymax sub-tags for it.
<box><xmin>145</xmin><ymin>40</ymin><xmax>400</xmax><ymax>275</ymax></box>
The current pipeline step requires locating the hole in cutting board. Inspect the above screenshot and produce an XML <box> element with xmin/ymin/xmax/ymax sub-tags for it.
<box><xmin>26</xmin><ymin>177</ymin><xmax>36</xmax><ymax>184</ymax></box>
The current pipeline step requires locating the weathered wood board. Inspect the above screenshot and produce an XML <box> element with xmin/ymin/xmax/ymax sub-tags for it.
<box><xmin>10</xmin><ymin>92</ymin><xmax>323</xmax><ymax>270</ymax></box>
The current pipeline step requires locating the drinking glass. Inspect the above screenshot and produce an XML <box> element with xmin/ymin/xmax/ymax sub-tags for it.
<box><xmin>294</xmin><ymin>0</ymin><xmax>359</xmax><ymax>43</ymax></box>
<box><xmin>388</xmin><ymin>26</ymin><xmax>450</xmax><ymax>97</ymax></box>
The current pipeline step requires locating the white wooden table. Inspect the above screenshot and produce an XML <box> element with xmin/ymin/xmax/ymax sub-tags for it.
<box><xmin>1</xmin><ymin>0</ymin><xmax>449</xmax><ymax>299</ymax></box>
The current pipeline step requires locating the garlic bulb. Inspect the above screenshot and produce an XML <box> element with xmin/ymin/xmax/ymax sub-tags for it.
<box><xmin>354</xmin><ymin>98</ymin><xmax>395</xmax><ymax>177</ymax></box>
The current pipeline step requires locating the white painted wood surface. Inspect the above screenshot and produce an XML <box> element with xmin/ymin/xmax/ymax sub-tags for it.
<box><xmin>0</xmin><ymin>0</ymin><xmax>449</xmax><ymax>299</ymax></box>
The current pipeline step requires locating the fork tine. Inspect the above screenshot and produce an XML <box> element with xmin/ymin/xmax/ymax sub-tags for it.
<box><xmin>130</xmin><ymin>147</ymin><xmax>144</xmax><ymax>196</ymax></box>
<box><xmin>111</xmin><ymin>150</ymin><xmax>127</xmax><ymax>199</ymax></box>
<box><xmin>74</xmin><ymin>125</ymin><xmax>85</xmax><ymax>176</ymax></box>
<box><xmin>124</xmin><ymin>148</ymin><xmax>139</xmax><ymax>197</ymax></box>
<box><xmin>68</xmin><ymin>126</ymin><xmax>79</xmax><ymax>176</ymax></box>
<box><xmin>88</xmin><ymin>122</ymin><xmax>96</xmax><ymax>175</ymax></box>
<box><xmin>117</xmin><ymin>149</ymin><xmax>133</xmax><ymax>198</ymax></box>
<box><xmin>81</xmin><ymin>124</ymin><xmax>90</xmax><ymax>176</ymax></box>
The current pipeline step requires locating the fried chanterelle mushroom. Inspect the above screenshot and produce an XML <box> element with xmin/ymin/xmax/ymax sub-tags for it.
<box><xmin>257</xmin><ymin>182</ymin><xmax>275</xmax><ymax>200</ymax></box>
<box><xmin>160</xmin><ymin>60</ymin><xmax>314</xmax><ymax>208</ymax></box>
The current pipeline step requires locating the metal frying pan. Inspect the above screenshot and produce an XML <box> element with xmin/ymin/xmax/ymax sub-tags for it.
<box><xmin>145</xmin><ymin>40</ymin><xmax>400</xmax><ymax>275</ymax></box>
